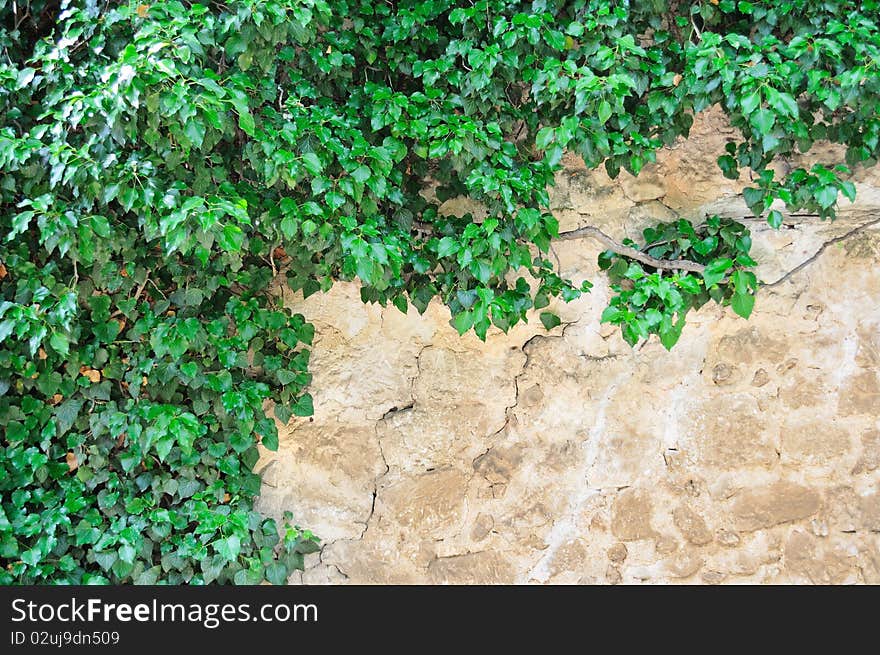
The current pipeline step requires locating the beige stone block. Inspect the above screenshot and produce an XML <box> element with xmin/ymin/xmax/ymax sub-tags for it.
<box><xmin>732</xmin><ymin>482</ymin><xmax>821</xmax><ymax>531</ymax></box>
<box><xmin>610</xmin><ymin>489</ymin><xmax>656</xmax><ymax>541</ymax></box>
<box><xmin>428</xmin><ymin>551</ymin><xmax>515</xmax><ymax>584</ymax></box>
<box><xmin>673</xmin><ymin>504</ymin><xmax>713</xmax><ymax>546</ymax></box>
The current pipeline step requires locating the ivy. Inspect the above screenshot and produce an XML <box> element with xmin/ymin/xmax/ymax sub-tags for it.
<box><xmin>2</xmin><ymin>1</ymin><xmax>879</xmax><ymax>583</ymax></box>
<box><xmin>598</xmin><ymin>217</ymin><xmax>758</xmax><ymax>349</ymax></box>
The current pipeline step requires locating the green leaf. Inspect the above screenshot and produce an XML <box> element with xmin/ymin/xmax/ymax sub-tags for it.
<box><xmin>751</xmin><ymin>108</ymin><xmax>775</xmax><ymax>133</ymax></box>
<box><xmin>815</xmin><ymin>186</ymin><xmax>838</xmax><ymax>209</ymax></box>
<box><xmin>702</xmin><ymin>258</ymin><xmax>733</xmax><ymax>288</ymax></box>
<box><xmin>540</xmin><ymin>312</ymin><xmax>561</xmax><ymax>331</ymax></box>
<box><xmin>292</xmin><ymin>394</ymin><xmax>314</xmax><ymax>417</ymax></box>
<box><xmin>597</xmin><ymin>100</ymin><xmax>612</xmax><ymax>124</ymax></box>
<box><xmin>659</xmin><ymin>316</ymin><xmax>684</xmax><ymax>350</ymax></box>
<box><xmin>742</xmin><ymin>187</ymin><xmax>766</xmax><ymax>214</ymax></box>
<box><xmin>452</xmin><ymin>310</ymin><xmax>474</xmax><ymax>335</ymax></box>
<box><xmin>731</xmin><ymin>292</ymin><xmax>756</xmax><ymax>319</ymax></box>
<box><xmin>535</xmin><ymin>127</ymin><xmax>555</xmax><ymax>149</ymax></box>
<box><xmin>772</xmin><ymin>91</ymin><xmax>799</xmax><ymax>118</ymax></box>
<box><xmin>676</xmin><ymin>275</ymin><xmax>702</xmax><ymax>294</ymax></box>
<box><xmin>740</xmin><ymin>90</ymin><xmax>761</xmax><ymax>115</ymax></box>
<box><xmin>214</xmin><ymin>536</ymin><xmax>241</xmax><ymax>562</ymax></box>
<box><xmin>352</xmin><ymin>165</ymin><xmax>371</xmax><ymax>184</ymax></box>
<box><xmin>767</xmin><ymin>209</ymin><xmax>784</xmax><ymax>229</ymax></box>
<box><xmin>218</xmin><ymin>224</ymin><xmax>245</xmax><ymax>251</ymax></box>
<box><xmin>262</xmin><ymin>429</ymin><xmax>279</xmax><ymax>451</ymax></box>
<box><xmin>544</xmin><ymin>29</ymin><xmax>566</xmax><ymax>50</ymax></box>
<box><xmin>238</xmin><ymin>110</ymin><xmax>255</xmax><ymax>135</ymax></box>
<box><xmin>600</xmin><ymin>305</ymin><xmax>622</xmax><ymax>323</ymax></box>
<box><xmin>731</xmin><ymin>269</ymin><xmax>752</xmax><ymax>293</ymax></box>
<box><xmin>301</xmin><ymin>153</ymin><xmax>323</xmax><ymax>175</ymax></box>
<box><xmin>49</xmin><ymin>332</ymin><xmax>70</xmax><ymax>356</ymax></box>
<box><xmin>184</xmin><ymin>119</ymin><xmax>206</xmax><ymax>148</ymax></box>
<box><xmin>437</xmin><ymin>237</ymin><xmax>459</xmax><ymax>258</ymax></box>
<box><xmin>266</xmin><ymin>562</ymin><xmax>288</xmax><ymax>585</ymax></box>
<box><xmin>90</xmin><ymin>215</ymin><xmax>112</xmax><ymax>238</ymax></box>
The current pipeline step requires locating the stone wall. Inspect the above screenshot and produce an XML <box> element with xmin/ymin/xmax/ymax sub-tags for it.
<box><xmin>257</xmin><ymin>109</ymin><xmax>880</xmax><ymax>584</ymax></box>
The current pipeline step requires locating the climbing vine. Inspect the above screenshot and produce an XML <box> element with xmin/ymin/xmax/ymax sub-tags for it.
<box><xmin>1</xmin><ymin>1</ymin><xmax>879</xmax><ymax>583</ymax></box>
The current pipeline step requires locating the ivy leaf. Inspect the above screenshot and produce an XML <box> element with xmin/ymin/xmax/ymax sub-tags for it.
<box><xmin>540</xmin><ymin>312</ymin><xmax>561</xmax><ymax>330</ymax></box>
<box><xmin>437</xmin><ymin>237</ymin><xmax>459</xmax><ymax>258</ymax></box>
<box><xmin>702</xmin><ymin>258</ymin><xmax>733</xmax><ymax>288</ymax></box>
<box><xmin>49</xmin><ymin>332</ymin><xmax>70</xmax><ymax>356</ymax></box>
<box><xmin>218</xmin><ymin>224</ymin><xmax>245</xmax><ymax>251</ymax></box>
<box><xmin>740</xmin><ymin>90</ymin><xmax>761</xmax><ymax>115</ymax></box>
<box><xmin>266</xmin><ymin>562</ymin><xmax>288</xmax><ymax>585</ymax></box>
<box><xmin>352</xmin><ymin>165</ymin><xmax>371</xmax><ymax>184</ymax></box>
<box><xmin>659</xmin><ymin>316</ymin><xmax>684</xmax><ymax>351</ymax></box>
<box><xmin>301</xmin><ymin>153</ymin><xmax>323</xmax><ymax>175</ymax></box>
<box><xmin>184</xmin><ymin>119</ymin><xmax>206</xmax><ymax>148</ymax></box>
<box><xmin>238</xmin><ymin>110</ymin><xmax>255</xmax><ymax>135</ymax></box>
<box><xmin>742</xmin><ymin>187</ymin><xmax>766</xmax><ymax>214</ymax></box>
<box><xmin>815</xmin><ymin>186</ymin><xmax>838</xmax><ymax>209</ymax></box>
<box><xmin>675</xmin><ymin>275</ymin><xmax>702</xmax><ymax>294</ymax></box>
<box><xmin>452</xmin><ymin>310</ymin><xmax>474</xmax><ymax>335</ymax></box>
<box><xmin>600</xmin><ymin>305</ymin><xmax>623</xmax><ymax>323</ymax></box>
<box><xmin>767</xmin><ymin>209</ymin><xmax>784</xmax><ymax>229</ymax></box>
<box><xmin>214</xmin><ymin>536</ymin><xmax>241</xmax><ymax>562</ymax></box>
<box><xmin>262</xmin><ymin>429</ymin><xmax>279</xmax><ymax>451</ymax></box>
<box><xmin>731</xmin><ymin>291</ymin><xmax>756</xmax><ymax>319</ymax></box>
<box><xmin>292</xmin><ymin>393</ymin><xmax>314</xmax><ymax>417</ymax></box>
<box><xmin>597</xmin><ymin>100</ymin><xmax>612</xmax><ymax>124</ymax></box>
<box><xmin>535</xmin><ymin>127</ymin><xmax>555</xmax><ymax>149</ymax></box>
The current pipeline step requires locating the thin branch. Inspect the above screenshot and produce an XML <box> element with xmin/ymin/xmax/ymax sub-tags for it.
<box><xmin>764</xmin><ymin>216</ymin><xmax>880</xmax><ymax>288</ymax></box>
<box><xmin>557</xmin><ymin>225</ymin><xmax>707</xmax><ymax>273</ymax></box>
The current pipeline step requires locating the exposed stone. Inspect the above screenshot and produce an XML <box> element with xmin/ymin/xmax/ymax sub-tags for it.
<box><xmin>782</xmin><ymin>530</ymin><xmax>859</xmax><ymax>584</ymax></box>
<box><xmin>620</xmin><ymin>166</ymin><xmax>666</xmax><ymax>202</ymax></box>
<box><xmin>776</xmin><ymin>358</ymin><xmax>798</xmax><ymax>375</ymax></box>
<box><xmin>853</xmin><ymin>430</ymin><xmax>880</xmax><ymax>474</ymax></box>
<box><xmin>823</xmin><ymin>486</ymin><xmax>861</xmax><ymax>533</ymax></box>
<box><xmin>673</xmin><ymin>504</ymin><xmax>713</xmax><ymax>546</ymax></box>
<box><xmin>380</xmin><ymin>468</ymin><xmax>468</xmax><ymax>537</ymax></box>
<box><xmin>714</xmin><ymin>530</ymin><xmax>739</xmax><ymax>548</ymax></box>
<box><xmin>470</xmin><ymin>513</ymin><xmax>495</xmax><ymax>542</ymax></box>
<box><xmin>654</xmin><ymin>535</ymin><xmax>679</xmax><ymax>555</ymax></box>
<box><xmin>781</xmin><ymin>421</ymin><xmax>850</xmax><ymax>465</ymax></box>
<box><xmin>684</xmin><ymin>395</ymin><xmax>778</xmax><ymax>469</ymax></box>
<box><xmin>548</xmin><ymin>539</ymin><xmax>588</xmax><ymax>578</ymax></box>
<box><xmin>473</xmin><ymin>446</ymin><xmax>523</xmax><ymax>485</ymax></box>
<box><xmin>751</xmin><ymin>368</ymin><xmax>770</xmax><ymax>387</ymax></box>
<box><xmin>665</xmin><ymin>551</ymin><xmax>704</xmax><ymax>579</ymax></box>
<box><xmin>428</xmin><ymin>551</ymin><xmax>515</xmax><ymax>584</ymax></box>
<box><xmin>611</xmin><ymin>489</ymin><xmax>656</xmax><ymax>541</ymax></box>
<box><xmin>733</xmin><ymin>482</ymin><xmax>822</xmax><ymax>531</ymax></box>
<box><xmin>712</xmin><ymin>363</ymin><xmax>736</xmax><ymax>385</ymax></box>
<box><xmin>838</xmin><ymin>371</ymin><xmax>880</xmax><ymax>416</ymax></box>
<box><xmin>607</xmin><ymin>543</ymin><xmax>628</xmax><ymax>563</ymax></box>
<box><xmin>702</xmin><ymin>570</ymin><xmax>726</xmax><ymax>584</ymax></box>
<box><xmin>713</xmin><ymin>327</ymin><xmax>789</xmax><ymax>366</ymax></box>
<box><xmin>860</xmin><ymin>494</ymin><xmax>880</xmax><ymax>532</ymax></box>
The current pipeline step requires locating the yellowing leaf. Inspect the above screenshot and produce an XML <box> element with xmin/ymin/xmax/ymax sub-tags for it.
<box><xmin>79</xmin><ymin>366</ymin><xmax>102</xmax><ymax>383</ymax></box>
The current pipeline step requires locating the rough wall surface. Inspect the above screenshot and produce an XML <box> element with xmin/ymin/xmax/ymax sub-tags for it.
<box><xmin>257</xmin><ymin>109</ymin><xmax>880</xmax><ymax>584</ymax></box>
